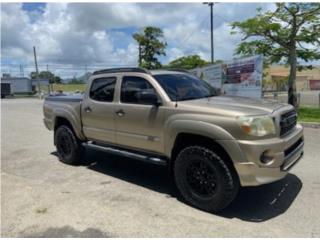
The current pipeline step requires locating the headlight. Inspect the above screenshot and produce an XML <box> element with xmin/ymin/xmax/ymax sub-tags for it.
<box><xmin>237</xmin><ymin>115</ymin><xmax>276</xmax><ymax>137</ymax></box>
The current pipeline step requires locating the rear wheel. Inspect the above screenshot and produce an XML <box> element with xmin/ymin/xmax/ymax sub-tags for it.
<box><xmin>174</xmin><ymin>145</ymin><xmax>239</xmax><ymax>212</ymax></box>
<box><xmin>55</xmin><ymin>125</ymin><xmax>84</xmax><ymax>165</ymax></box>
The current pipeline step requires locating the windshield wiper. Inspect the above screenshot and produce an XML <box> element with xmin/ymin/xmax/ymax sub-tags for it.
<box><xmin>194</xmin><ymin>94</ymin><xmax>216</xmax><ymax>100</ymax></box>
<box><xmin>178</xmin><ymin>96</ymin><xmax>201</xmax><ymax>101</ymax></box>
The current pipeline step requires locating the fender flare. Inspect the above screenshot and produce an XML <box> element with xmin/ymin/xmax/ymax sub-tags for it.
<box><xmin>164</xmin><ymin>119</ymin><xmax>236</xmax><ymax>158</ymax></box>
<box><xmin>53</xmin><ymin>107</ymin><xmax>85</xmax><ymax>140</ymax></box>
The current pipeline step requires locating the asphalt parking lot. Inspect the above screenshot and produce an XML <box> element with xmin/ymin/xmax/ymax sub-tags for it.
<box><xmin>1</xmin><ymin>98</ymin><xmax>320</xmax><ymax>237</ymax></box>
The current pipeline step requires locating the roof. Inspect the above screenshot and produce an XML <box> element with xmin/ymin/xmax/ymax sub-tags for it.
<box><xmin>150</xmin><ymin>70</ymin><xmax>188</xmax><ymax>75</ymax></box>
<box><xmin>92</xmin><ymin>67</ymin><xmax>150</xmax><ymax>75</ymax></box>
<box><xmin>92</xmin><ymin>67</ymin><xmax>190</xmax><ymax>76</ymax></box>
<box><xmin>1</xmin><ymin>77</ymin><xmax>30</xmax><ymax>81</ymax></box>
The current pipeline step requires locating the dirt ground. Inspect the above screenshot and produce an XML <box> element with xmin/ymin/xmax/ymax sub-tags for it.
<box><xmin>1</xmin><ymin>98</ymin><xmax>320</xmax><ymax>237</ymax></box>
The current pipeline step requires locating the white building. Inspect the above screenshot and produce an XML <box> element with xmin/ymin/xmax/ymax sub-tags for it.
<box><xmin>1</xmin><ymin>74</ymin><xmax>49</xmax><ymax>94</ymax></box>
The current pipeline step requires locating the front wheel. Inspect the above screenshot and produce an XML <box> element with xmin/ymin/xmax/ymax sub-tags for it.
<box><xmin>174</xmin><ymin>145</ymin><xmax>239</xmax><ymax>212</ymax></box>
<box><xmin>54</xmin><ymin>125</ymin><xmax>84</xmax><ymax>165</ymax></box>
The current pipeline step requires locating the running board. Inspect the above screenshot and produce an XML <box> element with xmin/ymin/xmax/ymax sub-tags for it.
<box><xmin>82</xmin><ymin>142</ymin><xmax>167</xmax><ymax>166</ymax></box>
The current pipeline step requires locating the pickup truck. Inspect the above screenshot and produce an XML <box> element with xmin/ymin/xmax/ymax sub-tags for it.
<box><xmin>43</xmin><ymin>67</ymin><xmax>304</xmax><ymax>212</ymax></box>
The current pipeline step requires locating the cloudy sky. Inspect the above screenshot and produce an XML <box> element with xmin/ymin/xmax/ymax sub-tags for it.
<box><xmin>1</xmin><ymin>2</ymin><xmax>276</xmax><ymax>78</ymax></box>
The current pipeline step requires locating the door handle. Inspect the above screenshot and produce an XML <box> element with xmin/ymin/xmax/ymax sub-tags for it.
<box><xmin>84</xmin><ymin>106</ymin><xmax>92</xmax><ymax>113</ymax></box>
<box><xmin>116</xmin><ymin>109</ymin><xmax>125</xmax><ymax>117</ymax></box>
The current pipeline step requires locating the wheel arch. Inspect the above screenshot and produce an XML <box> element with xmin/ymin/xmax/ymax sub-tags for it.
<box><xmin>54</xmin><ymin>116</ymin><xmax>84</xmax><ymax>144</ymax></box>
<box><xmin>164</xmin><ymin>120</ymin><xmax>235</xmax><ymax>158</ymax></box>
<box><xmin>171</xmin><ymin>133</ymin><xmax>231</xmax><ymax>164</ymax></box>
<box><xmin>169</xmin><ymin>132</ymin><xmax>240</xmax><ymax>184</ymax></box>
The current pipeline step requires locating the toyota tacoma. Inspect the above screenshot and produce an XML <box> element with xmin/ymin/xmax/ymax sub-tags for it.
<box><xmin>43</xmin><ymin>68</ymin><xmax>304</xmax><ymax>212</ymax></box>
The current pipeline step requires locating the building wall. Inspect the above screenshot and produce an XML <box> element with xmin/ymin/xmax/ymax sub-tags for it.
<box><xmin>265</xmin><ymin>65</ymin><xmax>320</xmax><ymax>91</ymax></box>
<box><xmin>1</xmin><ymin>77</ymin><xmax>32</xmax><ymax>93</ymax></box>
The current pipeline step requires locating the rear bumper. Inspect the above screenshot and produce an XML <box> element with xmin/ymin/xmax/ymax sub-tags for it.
<box><xmin>219</xmin><ymin>124</ymin><xmax>304</xmax><ymax>186</ymax></box>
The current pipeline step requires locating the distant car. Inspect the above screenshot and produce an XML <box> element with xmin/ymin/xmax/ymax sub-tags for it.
<box><xmin>43</xmin><ymin>67</ymin><xmax>304</xmax><ymax>212</ymax></box>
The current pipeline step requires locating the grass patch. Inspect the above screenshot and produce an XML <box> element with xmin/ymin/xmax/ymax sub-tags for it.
<box><xmin>298</xmin><ymin>106</ymin><xmax>320</xmax><ymax>123</ymax></box>
<box><xmin>52</xmin><ymin>84</ymin><xmax>86</xmax><ymax>92</ymax></box>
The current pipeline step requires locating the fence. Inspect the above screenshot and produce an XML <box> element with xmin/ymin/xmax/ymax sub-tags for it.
<box><xmin>262</xmin><ymin>90</ymin><xmax>320</xmax><ymax>108</ymax></box>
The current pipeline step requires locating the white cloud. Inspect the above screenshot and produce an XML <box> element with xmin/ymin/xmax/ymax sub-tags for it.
<box><xmin>1</xmin><ymin>3</ymin><xmax>141</xmax><ymax>77</ymax></box>
<box><xmin>1</xmin><ymin>2</ymin><xmax>290</xmax><ymax>78</ymax></box>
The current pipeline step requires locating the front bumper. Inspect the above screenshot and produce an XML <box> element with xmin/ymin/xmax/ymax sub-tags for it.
<box><xmin>220</xmin><ymin>124</ymin><xmax>304</xmax><ymax>186</ymax></box>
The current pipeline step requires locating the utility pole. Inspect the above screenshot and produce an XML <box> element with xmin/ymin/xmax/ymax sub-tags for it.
<box><xmin>19</xmin><ymin>64</ymin><xmax>23</xmax><ymax>77</ymax></box>
<box><xmin>46</xmin><ymin>64</ymin><xmax>51</xmax><ymax>95</ymax></box>
<box><xmin>85</xmin><ymin>64</ymin><xmax>88</xmax><ymax>82</ymax></box>
<box><xmin>138</xmin><ymin>43</ymin><xmax>142</xmax><ymax>66</ymax></box>
<box><xmin>33</xmin><ymin>46</ymin><xmax>41</xmax><ymax>99</ymax></box>
<box><xmin>203</xmin><ymin>2</ymin><xmax>215</xmax><ymax>63</ymax></box>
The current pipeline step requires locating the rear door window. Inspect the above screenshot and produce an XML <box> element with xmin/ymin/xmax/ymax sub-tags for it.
<box><xmin>89</xmin><ymin>77</ymin><xmax>116</xmax><ymax>102</ymax></box>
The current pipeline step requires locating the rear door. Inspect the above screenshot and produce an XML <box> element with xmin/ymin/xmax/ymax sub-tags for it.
<box><xmin>81</xmin><ymin>76</ymin><xmax>117</xmax><ymax>144</ymax></box>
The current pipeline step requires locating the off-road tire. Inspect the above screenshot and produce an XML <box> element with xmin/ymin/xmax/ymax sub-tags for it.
<box><xmin>54</xmin><ymin>125</ymin><xmax>84</xmax><ymax>165</ymax></box>
<box><xmin>174</xmin><ymin>145</ymin><xmax>239</xmax><ymax>212</ymax></box>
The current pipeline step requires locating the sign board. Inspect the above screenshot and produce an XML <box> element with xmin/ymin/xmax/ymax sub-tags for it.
<box><xmin>202</xmin><ymin>64</ymin><xmax>223</xmax><ymax>89</ymax></box>
<box><xmin>309</xmin><ymin>80</ymin><xmax>320</xmax><ymax>90</ymax></box>
<box><xmin>190</xmin><ymin>55</ymin><xmax>263</xmax><ymax>98</ymax></box>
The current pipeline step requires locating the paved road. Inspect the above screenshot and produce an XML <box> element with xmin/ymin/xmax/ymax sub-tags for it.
<box><xmin>1</xmin><ymin>98</ymin><xmax>320</xmax><ymax>237</ymax></box>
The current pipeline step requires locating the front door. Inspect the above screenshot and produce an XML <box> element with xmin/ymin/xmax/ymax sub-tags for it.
<box><xmin>81</xmin><ymin>76</ymin><xmax>117</xmax><ymax>144</ymax></box>
<box><xmin>114</xmin><ymin>75</ymin><xmax>165</xmax><ymax>154</ymax></box>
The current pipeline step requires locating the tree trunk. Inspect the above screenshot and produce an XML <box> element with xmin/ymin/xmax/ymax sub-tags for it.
<box><xmin>288</xmin><ymin>11</ymin><xmax>298</xmax><ymax>108</ymax></box>
<box><xmin>288</xmin><ymin>47</ymin><xmax>298</xmax><ymax>108</ymax></box>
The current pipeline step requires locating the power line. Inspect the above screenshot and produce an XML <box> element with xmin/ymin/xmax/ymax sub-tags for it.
<box><xmin>181</xmin><ymin>14</ymin><xmax>210</xmax><ymax>44</ymax></box>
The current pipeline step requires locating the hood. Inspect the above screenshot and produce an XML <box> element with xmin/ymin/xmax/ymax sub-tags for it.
<box><xmin>179</xmin><ymin>95</ymin><xmax>288</xmax><ymax>116</ymax></box>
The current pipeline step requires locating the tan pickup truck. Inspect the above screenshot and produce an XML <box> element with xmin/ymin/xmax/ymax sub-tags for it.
<box><xmin>43</xmin><ymin>67</ymin><xmax>304</xmax><ymax>212</ymax></box>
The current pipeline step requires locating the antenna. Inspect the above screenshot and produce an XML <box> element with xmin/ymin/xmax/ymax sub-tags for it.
<box><xmin>175</xmin><ymin>91</ymin><xmax>178</xmax><ymax>107</ymax></box>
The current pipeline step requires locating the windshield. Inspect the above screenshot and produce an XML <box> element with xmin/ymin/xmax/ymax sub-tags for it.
<box><xmin>153</xmin><ymin>73</ymin><xmax>218</xmax><ymax>101</ymax></box>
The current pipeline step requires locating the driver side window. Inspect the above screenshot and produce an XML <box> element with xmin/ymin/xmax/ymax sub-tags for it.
<box><xmin>121</xmin><ymin>76</ymin><xmax>157</xmax><ymax>104</ymax></box>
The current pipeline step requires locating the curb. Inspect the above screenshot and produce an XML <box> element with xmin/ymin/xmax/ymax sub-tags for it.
<box><xmin>299</xmin><ymin>122</ymin><xmax>320</xmax><ymax>129</ymax></box>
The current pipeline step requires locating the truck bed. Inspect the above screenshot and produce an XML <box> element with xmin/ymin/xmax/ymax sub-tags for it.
<box><xmin>45</xmin><ymin>93</ymin><xmax>83</xmax><ymax>102</ymax></box>
<box><xmin>43</xmin><ymin>94</ymin><xmax>85</xmax><ymax>140</ymax></box>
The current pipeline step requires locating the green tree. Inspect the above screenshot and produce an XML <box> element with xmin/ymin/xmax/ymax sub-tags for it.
<box><xmin>133</xmin><ymin>26</ymin><xmax>167</xmax><ymax>69</ymax></box>
<box><xmin>30</xmin><ymin>71</ymin><xmax>62</xmax><ymax>84</ymax></box>
<box><xmin>167</xmin><ymin>55</ymin><xmax>210</xmax><ymax>70</ymax></box>
<box><xmin>231</xmin><ymin>3</ymin><xmax>320</xmax><ymax>107</ymax></box>
<box><xmin>53</xmin><ymin>76</ymin><xmax>62</xmax><ymax>84</ymax></box>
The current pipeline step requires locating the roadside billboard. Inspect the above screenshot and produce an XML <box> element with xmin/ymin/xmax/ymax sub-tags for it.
<box><xmin>190</xmin><ymin>55</ymin><xmax>263</xmax><ymax>98</ymax></box>
<box><xmin>309</xmin><ymin>80</ymin><xmax>320</xmax><ymax>90</ymax></box>
<box><xmin>201</xmin><ymin>64</ymin><xmax>223</xmax><ymax>89</ymax></box>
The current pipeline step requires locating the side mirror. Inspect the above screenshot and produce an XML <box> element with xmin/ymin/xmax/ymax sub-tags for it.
<box><xmin>138</xmin><ymin>91</ymin><xmax>161</xmax><ymax>106</ymax></box>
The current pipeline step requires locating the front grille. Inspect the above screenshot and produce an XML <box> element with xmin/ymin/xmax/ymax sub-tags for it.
<box><xmin>280</xmin><ymin>109</ymin><xmax>297</xmax><ymax>136</ymax></box>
